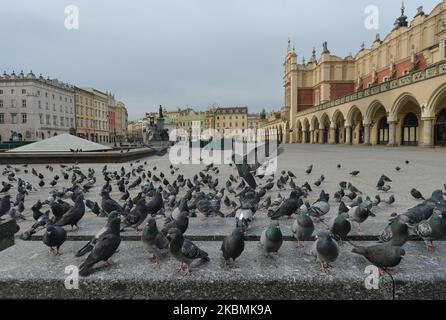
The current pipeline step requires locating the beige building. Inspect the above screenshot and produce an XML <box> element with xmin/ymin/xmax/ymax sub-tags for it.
<box><xmin>261</xmin><ymin>1</ymin><xmax>446</xmax><ymax>147</ymax></box>
<box><xmin>74</xmin><ymin>87</ymin><xmax>95</xmax><ymax>141</ymax></box>
<box><xmin>128</xmin><ymin>120</ymin><xmax>144</xmax><ymax>143</ymax></box>
<box><xmin>115</xmin><ymin>101</ymin><xmax>128</xmax><ymax>143</ymax></box>
<box><xmin>83</xmin><ymin>88</ymin><xmax>109</xmax><ymax>143</ymax></box>
<box><xmin>214</xmin><ymin>107</ymin><xmax>248</xmax><ymax>136</ymax></box>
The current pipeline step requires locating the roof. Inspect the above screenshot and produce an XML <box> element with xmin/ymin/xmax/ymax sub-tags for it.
<box><xmin>7</xmin><ymin>134</ymin><xmax>112</xmax><ymax>153</ymax></box>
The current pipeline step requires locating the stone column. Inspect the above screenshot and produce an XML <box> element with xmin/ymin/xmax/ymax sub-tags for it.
<box><xmin>363</xmin><ymin>124</ymin><xmax>371</xmax><ymax>146</ymax></box>
<box><xmin>329</xmin><ymin>127</ymin><xmax>336</xmax><ymax>144</ymax></box>
<box><xmin>388</xmin><ymin>121</ymin><xmax>397</xmax><ymax>147</ymax></box>
<box><xmin>423</xmin><ymin>118</ymin><xmax>434</xmax><ymax>148</ymax></box>
<box><xmin>309</xmin><ymin>130</ymin><xmax>314</xmax><ymax>144</ymax></box>
<box><xmin>319</xmin><ymin>129</ymin><xmax>325</xmax><ymax>144</ymax></box>
<box><xmin>345</xmin><ymin>126</ymin><xmax>351</xmax><ymax>145</ymax></box>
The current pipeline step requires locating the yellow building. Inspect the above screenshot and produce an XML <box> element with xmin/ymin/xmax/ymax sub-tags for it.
<box><xmin>262</xmin><ymin>1</ymin><xmax>446</xmax><ymax>147</ymax></box>
<box><xmin>74</xmin><ymin>87</ymin><xmax>95</xmax><ymax>141</ymax></box>
<box><xmin>214</xmin><ymin>107</ymin><xmax>248</xmax><ymax>137</ymax></box>
<box><xmin>115</xmin><ymin>101</ymin><xmax>128</xmax><ymax>143</ymax></box>
<box><xmin>83</xmin><ymin>88</ymin><xmax>109</xmax><ymax>143</ymax></box>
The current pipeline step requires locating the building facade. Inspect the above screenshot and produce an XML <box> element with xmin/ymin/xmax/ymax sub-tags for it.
<box><xmin>74</xmin><ymin>87</ymin><xmax>95</xmax><ymax>141</ymax></box>
<box><xmin>262</xmin><ymin>1</ymin><xmax>446</xmax><ymax>147</ymax></box>
<box><xmin>115</xmin><ymin>101</ymin><xmax>128</xmax><ymax>143</ymax></box>
<box><xmin>0</xmin><ymin>71</ymin><xmax>75</xmax><ymax>142</ymax></box>
<box><xmin>83</xmin><ymin>88</ymin><xmax>110</xmax><ymax>143</ymax></box>
<box><xmin>214</xmin><ymin>107</ymin><xmax>248</xmax><ymax>137</ymax></box>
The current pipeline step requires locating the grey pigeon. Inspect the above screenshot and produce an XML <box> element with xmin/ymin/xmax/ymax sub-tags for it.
<box><xmin>167</xmin><ymin>228</ymin><xmax>210</xmax><ymax>276</ymax></box>
<box><xmin>142</xmin><ymin>218</ymin><xmax>170</xmax><ymax>266</ymax></box>
<box><xmin>260</xmin><ymin>221</ymin><xmax>283</xmax><ymax>256</ymax></box>
<box><xmin>221</xmin><ymin>228</ymin><xmax>245</xmax><ymax>269</ymax></box>
<box><xmin>292</xmin><ymin>212</ymin><xmax>314</xmax><ymax>248</ymax></box>
<box><xmin>75</xmin><ymin>211</ymin><xmax>120</xmax><ymax>257</ymax></box>
<box><xmin>352</xmin><ymin>244</ymin><xmax>405</xmax><ymax>273</ymax></box>
<box><xmin>43</xmin><ymin>225</ymin><xmax>67</xmax><ymax>256</ymax></box>
<box><xmin>379</xmin><ymin>220</ymin><xmax>409</xmax><ymax>247</ymax></box>
<box><xmin>79</xmin><ymin>218</ymin><xmax>121</xmax><ymax>277</ymax></box>
<box><xmin>414</xmin><ymin>213</ymin><xmax>446</xmax><ymax>251</ymax></box>
<box><xmin>311</xmin><ymin>232</ymin><xmax>339</xmax><ymax>272</ymax></box>
<box><xmin>53</xmin><ymin>195</ymin><xmax>85</xmax><ymax>231</ymax></box>
<box><xmin>330</xmin><ymin>212</ymin><xmax>351</xmax><ymax>242</ymax></box>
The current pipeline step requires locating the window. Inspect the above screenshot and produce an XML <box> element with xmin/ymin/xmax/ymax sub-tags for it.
<box><xmin>37</xmin><ymin>90</ymin><xmax>40</xmax><ymax>96</ymax></box>
<box><xmin>22</xmin><ymin>89</ymin><xmax>26</xmax><ymax>94</ymax></box>
<box><xmin>60</xmin><ymin>117</ymin><xmax>64</xmax><ymax>126</ymax></box>
<box><xmin>39</xmin><ymin>114</ymin><xmax>43</xmax><ymax>124</ymax></box>
<box><xmin>11</xmin><ymin>89</ymin><xmax>14</xmax><ymax>94</ymax></box>
<box><xmin>45</xmin><ymin>92</ymin><xmax>48</xmax><ymax>98</ymax></box>
<box><xmin>0</xmin><ymin>100</ymin><xmax>3</xmax><ymax>108</ymax></box>
<box><xmin>46</xmin><ymin>102</ymin><xmax>49</xmax><ymax>110</ymax></box>
<box><xmin>53</xmin><ymin>115</ymin><xmax>57</xmax><ymax>126</ymax></box>
<box><xmin>70</xmin><ymin>118</ymin><xmax>74</xmax><ymax>127</ymax></box>
<box><xmin>11</xmin><ymin>113</ymin><xmax>17</xmax><ymax>124</ymax></box>
<box><xmin>38</xmin><ymin>101</ymin><xmax>41</xmax><ymax>109</ymax></box>
<box><xmin>22</xmin><ymin>99</ymin><xmax>26</xmax><ymax>108</ymax></box>
<box><xmin>11</xmin><ymin>100</ymin><xmax>16</xmax><ymax>108</ymax></box>
<box><xmin>52</xmin><ymin>94</ymin><xmax>55</xmax><ymax>99</ymax></box>
<box><xmin>0</xmin><ymin>114</ymin><xmax>4</xmax><ymax>124</ymax></box>
<box><xmin>21</xmin><ymin>113</ymin><xmax>27</xmax><ymax>124</ymax></box>
<box><xmin>0</xmin><ymin>90</ymin><xmax>3</xmax><ymax>94</ymax></box>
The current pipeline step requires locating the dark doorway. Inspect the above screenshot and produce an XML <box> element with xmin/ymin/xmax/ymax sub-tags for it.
<box><xmin>435</xmin><ymin>108</ymin><xmax>446</xmax><ymax>146</ymax></box>
<box><xmin>377</xmin><ymin>117</ymin><xmax>389</xmax><ymax>145</ymax></box>
<box><xmin>402</xmin><ymin>112</ymin><xmax>419</xmax><ymax>146</ymax></box>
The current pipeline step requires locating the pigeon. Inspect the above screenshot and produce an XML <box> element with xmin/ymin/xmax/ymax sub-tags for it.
<box><xmin>53</xmin><ymin>195</ymin><xmax>86</xmax><ymax>231</ymax></box>
<box><xmin>350</xmin><ymin>171</ymin><xmax>360</xmax><ymax>177</ymax></box>
<box><xmin>384</xmin><ymin>195</ymin><xmax>395</xmax><ymax>205</ymax></box>
<box><xmin>414</xmin><ymin>213</ymin><xmax>446</xmax><ymax>251</ymax></box>
<box><xmin>379</xmin><ymin>220</ymin><xmax>409</xmax><ymax>247</ymax></box>
<box><xmin>79</xmin><ymin>217</ymin><xmax>122</xmax><ymax>277</ymax></box>
<box><xmin>221</xmin><ymin>227</ymin><xmax>245</xmax><ymax>269</ymax></box>
<box><xmin>305</xmin><ymin>165</ymin><xmax>313</xmax><ymax>175</ymax></box>
<box><xmin>269</xmin><ymin>191</ymin><xmax>300</xmax><ymax>220</ymax></box>
<box><xmin>75</xmin><ymin>212</ymin><xmax>120</xmax><ymax>257</ymax></box>
<box><xmin>260</xmin><ymin>221</ymin><xmax>283</xmax><ymax>256</ymax></box>
<box><xmin>348</xmin><ymin>203</ymin><xmax>373</xmax><ymax>232</ymax></box>
<box><xmin>292</xmin><ymin>212</ymin><xmax>314</xmax><ymax>248</ymax></box>
<box><xmin>161</xmin><ymin>211</ymin><xmax>189</xmax><ymax>236</ymax></box>
<box><xmin>167</xmin><ymin>228</ymin><xmax>210</xmax><ymax>276</ymax></box>
<box><xmin>330</xmin><ymin>212</ymin><xmax>351</xmax><ymax>242</ymax></box>
<box><xmin>352</xmin><ymin>244</ymin><xmax>405</xmax><ymax>274</ymax></box>
<box><xmin>311</xmin><ymin>232</ymin><xmax>339</xmax><ymax>272</ymax></box>
<box><xmin>411</xmin><ymin>188</ymin><xmax>425</xmax><ymax>200</ymax></box>
<box><xmin>141</xmin><ymin>218</ymin><xmax>170</xmax><ymax>266</ymax></box>
<box><xmin>42</xmin><ymin>225</ymin><xmax>67</xmax><ymax>256</ymax></box>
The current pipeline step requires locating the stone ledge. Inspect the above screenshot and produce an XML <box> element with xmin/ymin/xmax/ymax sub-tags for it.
<box><xmin>1</xmin><ymin>241</ymin><xmax>445</xmax><ymax>300</ymax></box>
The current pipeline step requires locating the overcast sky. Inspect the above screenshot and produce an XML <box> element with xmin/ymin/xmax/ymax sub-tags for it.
<box><xmin>0</xmin><ymin>0</ymin><xmax>440</xmax><ymax>120</ymax></box>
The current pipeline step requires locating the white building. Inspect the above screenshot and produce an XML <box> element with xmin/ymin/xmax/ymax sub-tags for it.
<box><xmin>0</xmin><ymin>71</ymin><xmax>75</xmax><ymax>142</ymax></box>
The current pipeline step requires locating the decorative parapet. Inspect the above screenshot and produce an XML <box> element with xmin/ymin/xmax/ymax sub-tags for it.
<box><xmin>296</xmin><ymin>61</ymin><xmax>446</xmax><ymax>117</ymax></box>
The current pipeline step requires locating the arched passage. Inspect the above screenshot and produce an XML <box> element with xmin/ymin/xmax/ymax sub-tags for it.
<box><xmin>302</xmin><ymin>119</ymin><xmax>310</xmax><ymax>143</ymax></box>
<box><xmin>392</xmin><ymin>94</ymin><xmax>422</xmax><ymax>146</ymax></box>
<box><xmin>348</xmin><ymin>106</ymin><xmax>364</xmax><ymax>145</ymax></box>
<box><xmin>320</xmin><ymin>114</ymin><xmax>330</xmax><ymax>144</ymax></box>
<box><xmin>367</xmin><ymin>102</ymin><xmax>388</xmax><ymax>145</ymax></box>
<box><xmin>332</xmin><ymin>111</ymin><xmax>345</xmax><ymax>144</ymax></box>
<box><xmin>311</xmin><ymin>117</ymin><xmax>320</xmax><ymax>144</ymax></box>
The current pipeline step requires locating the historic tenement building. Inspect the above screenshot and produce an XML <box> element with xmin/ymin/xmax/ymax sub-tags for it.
<box><xmin>0</xmin><ymin>71</ymin><xmax>75</xmax><ymax>142</ymax></box>
<box><xmin>262</xmin><ymin>1</ymin><xmax>446</xmax><ymax>147</ymax></box>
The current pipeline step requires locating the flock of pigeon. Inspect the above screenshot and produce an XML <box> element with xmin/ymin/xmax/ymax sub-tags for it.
<box><xmin>1</xmin><ymin>149</ymin><xmax>446</xmax><ymax>277</ymax></box>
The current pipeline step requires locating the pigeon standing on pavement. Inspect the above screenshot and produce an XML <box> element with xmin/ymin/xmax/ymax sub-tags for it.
<box><xmin>260</xmin><ymin>221</ymin><xmax>283</xmax><ymax>256</ymax></box>
<box><xmin>379</xmin><ymin>220</ymin><xmax>409</xmax><ymax>247</ymax></box>
<box><xmin>221</xmin><ymin>227</ymin><xmax>245</xmax><ymax>269</ymax></box>
<box><xmin>42</xmin><ymin>225</ymin><xmax>67</xmax><ymax>256</ymax></box>
<box><xmin>292</xmin><ymin>212</ymin><xmax>314</xmax><ymax>248</ymax></box>
<box><xmin>352</xmin><ymin>244</ymin><xmax>405</xmax><ymax>274</ymax></box>
<box><xmin>311</xmin><ymin>232</ymin><xmax>339</xmax><ymax>272</ymax></box>
<box><xmin>53</xmin><ymin>194</ymin><xmax>86</xmax><ymax>231</ymax></box>
<box><xmin>167</xmin><ymin>228</ymin><xmax>210</xmax><ymax>276</ymax></box>
<box><xmin>79</xmin><ymin>217</ymin><xmax>122</xmax><ymax>277</ymax></box>
<box><xmin>141</xmin><ymin>218</ymin><xmax>170</xmax><ymax>266</ymax></box>
<box><xmin>414</xmin><ymin>213</ymin><xmax>446</xmax><ymax>251</ymax></box>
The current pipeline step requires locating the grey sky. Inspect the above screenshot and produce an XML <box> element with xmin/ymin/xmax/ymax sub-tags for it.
<box><xmin>0</xmin><ymin>0</ymin><xmax>440</xmax><ymax>120</ymax></box>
